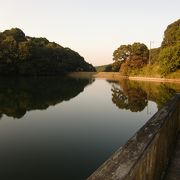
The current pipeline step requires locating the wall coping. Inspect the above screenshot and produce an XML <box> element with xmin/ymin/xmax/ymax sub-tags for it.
<box><xmin>88</xmin><ymin>94</ymin><xmax>180</xmax><ymax>180</ymax></box>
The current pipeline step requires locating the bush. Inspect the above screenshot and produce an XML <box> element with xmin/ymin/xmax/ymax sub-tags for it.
<box><xmin>158</xmin><ymin>45</ymin><xmax>180</xmax><ymax>76</ymax></box>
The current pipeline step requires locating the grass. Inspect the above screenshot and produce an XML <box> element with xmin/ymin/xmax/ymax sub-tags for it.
<box><xmin>165</xmin><ymin>70</ymin><xmax>180</xmax><ymax>79</ymax></box>
<box><xmin>129</xmin><ymin>64</ymin><xmax>161</xmax><ymax>78</ymax></box>
<box><xmin>129</xmin><ymin>64</ymin><xmax>180</xmax><ymax>79</ymax></box>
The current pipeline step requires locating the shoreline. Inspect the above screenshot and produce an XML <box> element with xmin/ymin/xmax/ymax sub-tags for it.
<box><xmin>68</xmin><ymin>72</ymin><xmax>180</xmax><ymax>83</ymax></box>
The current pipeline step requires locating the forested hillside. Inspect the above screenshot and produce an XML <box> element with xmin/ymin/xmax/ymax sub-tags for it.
<box><xmin>0</xmin><ymin>28</ymin><xmax>95</xmax><ymax>75</ymax></box>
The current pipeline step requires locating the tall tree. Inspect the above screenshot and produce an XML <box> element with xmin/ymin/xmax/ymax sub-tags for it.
<box><xmin>113</xmin><ymin>42</ymin><xmax>149</xmax><ymax>75</ymax></box>
<box><xmin>113</xmin><ymin>45</ymin><xmax>131</xmax><ymax>62</ymax></box>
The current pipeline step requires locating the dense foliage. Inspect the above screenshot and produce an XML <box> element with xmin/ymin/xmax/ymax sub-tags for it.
<box><xmin>158</xmin><ymin>19</ymin><xmax>180</xmax><ymax>75</ymax></box>
<box><xmin>161</xmin><ymin>19</ymin><xmax>180</xmax><ymax>47</ymax></box>
<box><xmin>113</xmin><ymin>43</ymin><xmax>149</xmax><ymax>75</ymax></box>
<box><xmin>149</xmin><ymin>47</ymin><xmax>160</xmax><ymax>64</ymax></box>
<box><xmin>111</xmin><ymin>19</ymin><xmax>180</xmax><ymax>76</ymax></box>
<box><xmin>0</xmin><ymin>28</ymin><xmax>95</xmax><ymax>75</ymax></box>
<box><xmin>158</xmin><ymin>45</ymin><xmax>180</xmax><ymax>75</ymax></box>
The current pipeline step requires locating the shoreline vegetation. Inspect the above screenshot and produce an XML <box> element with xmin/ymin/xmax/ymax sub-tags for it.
<box><xmin>0</xmin><ymin>19</ymin><xmax>179</xmax><ymax>77</ymax></box>
<box><xmin>68</xmin><ymin>72</ymin><xmax>180</xmax><ymax>83</ymax></box>
<box><xmin>96</xmin><ymin>19</ymin><xmax>180</xmax><ymax>78</ymax></box>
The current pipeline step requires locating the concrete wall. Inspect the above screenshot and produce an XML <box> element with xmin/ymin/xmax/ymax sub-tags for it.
<box><xmin>88</xmin><ymin>94</ymin><xmax>180</xmax><ymax>180</ymax></box>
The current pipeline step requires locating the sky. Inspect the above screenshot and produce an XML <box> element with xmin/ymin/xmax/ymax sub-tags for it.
<box><xmin>0</xmin><ymin>0</ymin><xmax>179</xmax><ymax>66</ymax></box>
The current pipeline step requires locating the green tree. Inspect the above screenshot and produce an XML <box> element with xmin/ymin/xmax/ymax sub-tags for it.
<box><xmin>113</xmin><ymin>42</ymin><xmax>149</xmax><ymax>75</ymax></box>
<box><xmin>113</xmin><ymin>44</ymin><xmax>131</xmax><ymax>62</ymax></box>
<box><xmin>3</xmin><ymin>28</ymin><xmax>26</xmax><ymax>43</ymax></box>
<box><xmin>18</xmin><ymin>41</ymin><xmax>33</xmax><ymax>60</ymax></box>
<box><xmin>158</xmin><ymin>45</ymin><xmax>180</xmax><ymax>75</ymax></box>
<box><xmin>0</xmin><ymin>36</ymin><xmax>18</xmax><ymax>61</ymax></box>
<box><xmin>159</xmin><ymin>19</ymin><xmax>180</xmax><ymax>75</ymax></box>
<box><xmin>0</xmin><ymin>28</ymin><xmax>95</xmax><ymax>75</ymax></box>
<box><xmin>161</xmin><ymin>19</ymin><xmax>180</xmax><ymax>47</ymax></box>
<box><xmin>149</xmin><ymin>47</ymin><xmax>160</xmax><ymax>64</ymax></box>
<box><xmin>129</xmin><ymin>42</ymin><xmax>149</xmax><ymax>68</ymax></box>
<box><xmin>113</xmin><ymin>45</ymin><xmax>131</xmax><ymax>75</ymax></box>
<box><xmin>112</xmin><ymin>61</ymin><xmax>122</xmax><ymax>72</ymax></box>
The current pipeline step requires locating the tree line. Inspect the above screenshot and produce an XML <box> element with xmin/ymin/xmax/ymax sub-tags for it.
<box><xmin>0</xmin><ymin>28</ymin><xmax>95</xmax><ymax>75</ymax></box>
<box><xmin>98</xmin><ymin>19</ymin><xmax>180</xmax><ymax>76</ymax></box>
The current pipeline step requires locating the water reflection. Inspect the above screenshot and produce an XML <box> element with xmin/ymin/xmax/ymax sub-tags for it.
<box><xmin>0</xmin><ymin>77</ymin><xmax>178</xmax><ymax>119</ymax></box>
<box><xmin>0</xmin><ymin>77</ymin><xmax>179</xmax><ymax>180</ymax></box>
<box><xmin>110</xmin><ymin>79</ymin><xmax>178</xmax><ymax>112</ymax></box>
<box><xmin>0</xmin><ymin>77</ymin><xmax>92</xmax><ymax>119</ymax></box>
<box><xmin>111</xmin><ymin>81</ymin><xmax>148</xmax><ymax>112</ymax></box>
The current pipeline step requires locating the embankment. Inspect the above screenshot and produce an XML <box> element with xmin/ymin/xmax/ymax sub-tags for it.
<box><xmin>68</xmin><ymin>72</ymin><xmax>180</xmax><ymax>83</ymax></box>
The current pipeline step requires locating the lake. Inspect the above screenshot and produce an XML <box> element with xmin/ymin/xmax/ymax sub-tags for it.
<box><xmin>0</xmin><ymin>76</ymin><xmax>179</xmax><ymax>180</ymax></box>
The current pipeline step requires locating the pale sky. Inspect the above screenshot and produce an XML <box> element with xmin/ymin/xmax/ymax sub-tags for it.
<box><xmin>0</xmin><ymin>0</ymin><xmax>179</xmax><ymax>66</ymax></box>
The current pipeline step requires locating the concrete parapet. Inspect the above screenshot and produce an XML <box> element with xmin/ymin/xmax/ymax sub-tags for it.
<box><xmin>88</xmin><ymin>94</ymin><xmax>180</xmax><ymax>180</ymax></box>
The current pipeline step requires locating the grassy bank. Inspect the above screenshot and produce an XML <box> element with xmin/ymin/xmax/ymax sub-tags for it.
<box><xmin>129</xmin><ymin>64</ymin><xmax>180</xmax><ymax>79</ymax></box>
<box><xmin>68</xmin><ymin>71</ymin><xmax>180</xmax><ymax>83</ymax></box>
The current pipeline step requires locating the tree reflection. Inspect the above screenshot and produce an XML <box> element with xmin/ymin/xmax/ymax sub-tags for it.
<box><xmin>110</xmin><ymin>79</ymin><xmax>178</xmax><ymax>112</ymax></box>
<box><xmin>111</xmin><ymin>81</ymin><xmax>148</xmax><ymax>112</ymax></box>
<box><xmin>148</xmin><ymin>83</ymin><xmax>176</xmax><ymax>109</ymax></box>
<box><xmin>0</xmin><ymin>77</ymin><xmax>92</xmax><ymax>119</ymax></box>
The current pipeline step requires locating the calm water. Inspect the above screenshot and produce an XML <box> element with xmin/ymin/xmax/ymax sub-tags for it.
<box><xmin>0</xmin><ymin>76</ymin><xmax>179</xmax><ymax>180</ymax></box>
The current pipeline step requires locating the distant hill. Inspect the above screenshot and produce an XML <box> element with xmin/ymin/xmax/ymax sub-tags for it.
<box><xmin>0</xmin><ymin>28</ymin><xmax>95</xmax><ymax>75</ymax></box>
<box><xmin>95</xmin><ymin>64</ymin><xmax>112</xmax><ymax>72</ymax></box>
<box><xmin>96</xmin><ymin>61</ymin><xmax>121</xmax><ymax>72</ymax></box>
